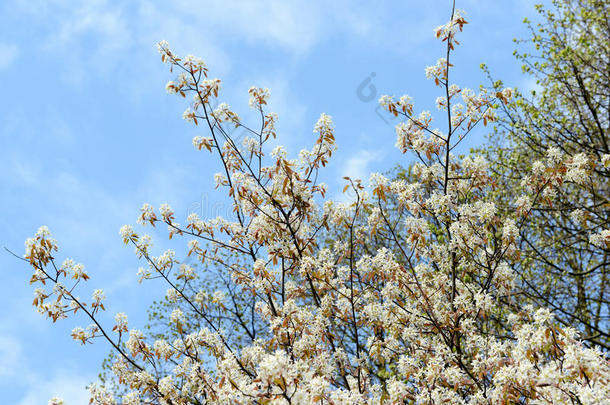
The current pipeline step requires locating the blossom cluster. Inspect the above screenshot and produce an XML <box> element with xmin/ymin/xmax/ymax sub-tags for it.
<box><xmin>22</xmin><ymin>9</ymin><xmax>610</xmax><ymax>405</ymax></box>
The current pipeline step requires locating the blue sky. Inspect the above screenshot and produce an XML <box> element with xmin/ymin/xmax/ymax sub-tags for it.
<box><xmin>1</xmin><ymin>0</ymin><xmax>542</xmax><ymax>402</ymax></box>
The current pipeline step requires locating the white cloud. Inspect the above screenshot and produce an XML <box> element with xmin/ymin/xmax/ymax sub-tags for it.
<box><xmin>0</xmin><ymin>43</ymin><xmax>18</xmax><ymax>69</ymax></box>
<box><xmin>10</xmin><ymin>0</ymin><xmax>388</xmax><ymax>81</ymax></box>
<box><xmin>169</xmin><ymin>0</ymin><xmax>371</xmax><ymax>54</ymax></box>
<box><xmin>331</xmin><ymin>149</ymin><xmax>383</xmax><ymax>202</ymax></box>
<box><xmin>17</xmin><ymin>372</ymin><xmax>92</xmax><ymax>405</ymax></box>
<box><xmin>0</xmin><ymin>333</ymin><xmax>92</xmax><ymax>404</ymax></box>
<box><xmin>341</xmin><ymin>149</ymin><xmax>382</xmax><ymax>182</ymax></box>
<box><xmin>0</xmin><ymin>335</ymin><xmax>22</xmax><ymax>377</ymax></box>
<box><xmin>44</xmin><ymin>1</ymin><xmax>132</xmax><ymax>82</ymax></box>
<box><xmin>51</xmin><ymin>1</ymin><xmax>128</xmax><ymax>45</ymax></box>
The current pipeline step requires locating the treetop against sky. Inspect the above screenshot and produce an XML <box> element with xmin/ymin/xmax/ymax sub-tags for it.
<box><xmin>1</xmin><ymin>0</ymin><xmax>583</xmax><ymax>403</ymax></box>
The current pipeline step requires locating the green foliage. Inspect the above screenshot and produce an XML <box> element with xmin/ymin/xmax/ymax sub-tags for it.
<box><xmin>479</xmin><ymin>0</ymin><xmax>609</xmax><ymax>349</ymax></box>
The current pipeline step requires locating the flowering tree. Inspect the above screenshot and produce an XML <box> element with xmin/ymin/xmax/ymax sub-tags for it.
<box><xmin>478</xmin><ymin>0</ymin><xmax>610</xmax><ymax>350</ymax></box>
<box><xmin>21</xmin><ymin>3</ymin><xmax>610</xmax><ymax>404</ymax></box>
